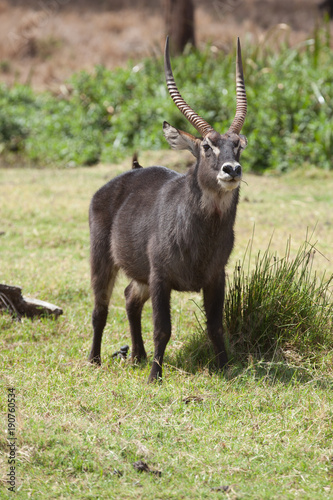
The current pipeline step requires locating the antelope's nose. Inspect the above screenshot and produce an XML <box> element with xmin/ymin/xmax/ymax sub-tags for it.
<box><xmin>222</xmin><ymin>162</ymin><xmax>242</xmax><ymax>179</ymax></box>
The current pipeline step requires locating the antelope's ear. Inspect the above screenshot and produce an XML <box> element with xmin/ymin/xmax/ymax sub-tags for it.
<box><xmin>239</xmin><ymin>134</ymin><xmax>248</xmax><ymax>150</ymax></box>
<box><xmin>163</xmin><ymin>121</ymin><xmax>201</xmax><ymax>158</ymax></box>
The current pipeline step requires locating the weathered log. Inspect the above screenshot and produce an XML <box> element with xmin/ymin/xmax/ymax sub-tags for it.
<box><xmin>0</xmin><ymin>284</ymin><xmax>63</xmax><ymax>320</ymax></box>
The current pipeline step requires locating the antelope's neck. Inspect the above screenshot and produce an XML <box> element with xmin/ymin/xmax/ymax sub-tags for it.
<box><xmin>199</xmin><ymin>188</ymin><xmax>239</xmax><ymax>219</ymax></box>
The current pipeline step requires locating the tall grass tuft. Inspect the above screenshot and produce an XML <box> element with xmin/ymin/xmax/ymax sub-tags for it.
<box><xmin>225</xmin><ymin>236</ymin><xmax>333</xmax><ymax>364</ymax></box>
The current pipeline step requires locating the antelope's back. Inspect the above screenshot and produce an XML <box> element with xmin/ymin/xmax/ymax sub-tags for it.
<box><xmin>90</xmin><ymin>166</ymin><xmax>180</xmax><ymax>222</ymax></box>
<box><xmin>89</xmin><ymin>166</ymin><xmax>182</xmax><ymax>280</ymax></box>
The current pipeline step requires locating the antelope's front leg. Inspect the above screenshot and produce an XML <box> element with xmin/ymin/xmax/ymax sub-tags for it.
<box><xmin>203</xmin><ymin>272</ymin><xmax>228</xmax><ymax>369</ymax></box>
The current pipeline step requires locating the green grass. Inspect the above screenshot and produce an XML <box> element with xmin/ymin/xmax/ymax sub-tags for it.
<box><xmin>225</xmin><ymin>236</ymin><xmax>333</xmax><ymax>363</ymax></box>
<box><xmin>0</xmin><ymin>162</ymin><xmax>333</xmax><ymax>498</ymax></box>
<box><xmin>1</xmin><ymin>363</ymin><xmax>333</xmax><ymax>499</ymax></box>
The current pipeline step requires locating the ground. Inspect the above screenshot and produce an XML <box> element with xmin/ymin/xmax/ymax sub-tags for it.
<box><xmin>0</xmin><ymin>0</ymin><xmax>328</xmax><ymax>91</ymax></box>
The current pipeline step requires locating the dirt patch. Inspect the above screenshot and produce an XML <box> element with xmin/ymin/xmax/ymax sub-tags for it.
<box><xmin>0</xmin><ymin>0</ymin><xmax>327</xmax><ymax>90</ymax></box>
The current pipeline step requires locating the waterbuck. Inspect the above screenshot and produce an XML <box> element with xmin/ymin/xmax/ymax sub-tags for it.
<box><xmin>88</xmin><ymin>37</ymin><xmax>248</xmax><ymax>382</ymax></box>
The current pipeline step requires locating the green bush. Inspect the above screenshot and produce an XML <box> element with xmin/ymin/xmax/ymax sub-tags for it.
<box><xmin>1</xmin><ymin>26</ymin><xmax>333</xmax><ymax>169</ymax></box>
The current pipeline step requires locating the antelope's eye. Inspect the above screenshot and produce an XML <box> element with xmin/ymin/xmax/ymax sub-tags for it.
<box><xmin>203</xmin><ymin>144</ymin><xmax>211</xmax><ymax>152</ymax></box>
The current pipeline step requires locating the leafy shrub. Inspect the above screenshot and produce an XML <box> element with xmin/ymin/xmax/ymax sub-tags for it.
<box><xmin>0</xmin><ymin>26</ymin><xmax>333</xmax><ymax>169</ymax></box>
<box><xmin>0</xmin><ymin>84</ymin><xmax>36</xmax><ymax>152</ymax></box>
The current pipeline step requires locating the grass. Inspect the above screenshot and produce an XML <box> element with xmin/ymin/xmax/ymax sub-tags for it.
<box><xmin>225</xmin><ymin>235</ymin><xmax>333</xmax><ymax>364</ymax></box>
<box><xmin>0</xmin><ymin>160</ymin><xmax>333</xmax><ymax>498</ymax></box>
<box><xmin>1</xmin><ymin>363</ymin><xmax>333</xmax><ymax>498</ymax></box>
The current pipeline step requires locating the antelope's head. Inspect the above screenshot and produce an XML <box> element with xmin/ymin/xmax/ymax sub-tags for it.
<box><xmin>163</xmin><ymin>37</ymin><xmax>247</xmax><ymax>193</ymax></box>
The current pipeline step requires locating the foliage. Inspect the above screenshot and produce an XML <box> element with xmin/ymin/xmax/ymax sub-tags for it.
<box><xmin>0</xmin><ymin>26</ymin><xmax>333</xmax><ymax>169</ymax></box>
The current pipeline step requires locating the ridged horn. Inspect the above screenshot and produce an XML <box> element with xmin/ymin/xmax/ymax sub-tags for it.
<box><xmin>164</xmin><ymin>36</ymin><xmax>214</xmax><ymax>138</ymax></box>
<box><xmin>228</xmin><ymin>37</ymin><xmax>247</xmax><ymax>135</ymax></box>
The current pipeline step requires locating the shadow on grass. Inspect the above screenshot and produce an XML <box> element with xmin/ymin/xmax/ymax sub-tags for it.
<box><xmin>164</xmin><ymin>327</ymin><xmax>333</xmax><ymax>390</ymax></box>
<box><xmin>225</xmin><ymin>360</ymin><xmax>333</xmax><ymax>390</ymax></box>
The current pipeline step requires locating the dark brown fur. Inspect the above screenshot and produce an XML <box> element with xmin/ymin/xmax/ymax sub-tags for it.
<box><xmin>132</xmin><ymin>152</ymin><xmax>143</xmax><ymax>169</ymax></box>
<box><xmin>88</xmin><ymin>122</ymin><xmax>247</xmax><ymax>382</ymax></box>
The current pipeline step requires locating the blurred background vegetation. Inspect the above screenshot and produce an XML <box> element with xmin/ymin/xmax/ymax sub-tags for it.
<box><xmin>0</xmin><ymin>0</ymin><xmax>332</xmax><ymax>171</ymax></box>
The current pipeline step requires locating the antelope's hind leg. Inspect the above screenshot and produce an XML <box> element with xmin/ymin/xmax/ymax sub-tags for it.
<box><xmin>89</xmin><ymin>255</ymin><xmax>118</xmax><ymax>365</ymax></box>
<box><xmin>148</xmin><ymin>275</ymin><xmax>172</xmax><ymax>383</ymax></box>
<box><xmin>125</xmin><ymin>280</ymin><xmax>150</xmax><ymax>363</ymax></box>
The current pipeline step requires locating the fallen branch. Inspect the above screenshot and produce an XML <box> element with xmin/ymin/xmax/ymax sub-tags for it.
<box><xmin>0</xmin><ymin>284</ymin><xmax>63</xmax><ymax>320</ymax></box>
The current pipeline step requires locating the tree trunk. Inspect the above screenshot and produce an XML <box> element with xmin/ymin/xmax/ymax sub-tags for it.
<box><xmin>319</xmin><ymin>0</ymin><xmax>333</xmax><ymax>18</ymax></box>
<box><xmin>163</xmin><ymin>0</ymin><xmax>195</xmax><ymax>55</ymax></box>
